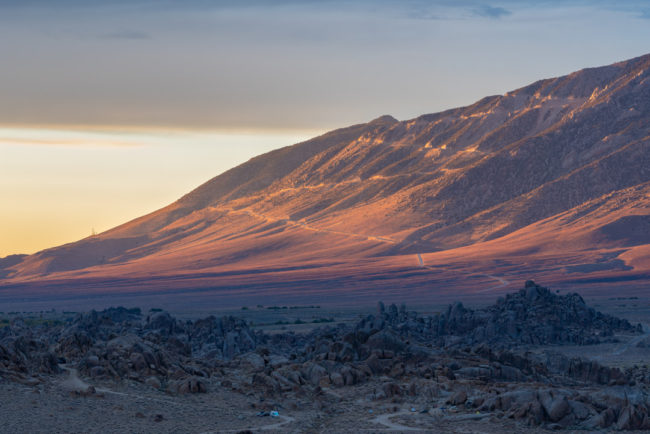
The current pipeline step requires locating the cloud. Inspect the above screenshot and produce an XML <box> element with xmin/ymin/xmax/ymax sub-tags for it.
<box><xmin>406</xmin><ymin>9</ymin><xmax>442</xmax><ymax>20</ymax></box>
<box><xmin>0</xmin><ymin>0</ymin><xmax>337</xmax><ymax>8</ymax></box>
<box><xmin>0</xmin><ymin>136</ymin><xmax>141</xmax><ymax>148</ymax></box>
<box><xmin>0</xmin><ymin>127</ymin><xmax>147</xmax><ymax>148</ymax></box>
<box><xmin>640</xmin><ymin>9</ymin><xmax>650</xmax><ymax>19</ymax></box>
<box><xmin>0</xmin><ymin>135</ymin><xmax>147</xmax><ymax>148</ymax></box>
<box><xmin>99</xmin><ymin>30</ymin><xmax>150</xmax><ymax>40</ymax></box>
<box><xmin>404</xmin><ymin>2</ymin><xmax>514</xmax><ymax>21</ymax></box>
<box><xmin>473</xmin><ymin>4</ymin><xmax>511</xmax><ymax>19</ymax></box>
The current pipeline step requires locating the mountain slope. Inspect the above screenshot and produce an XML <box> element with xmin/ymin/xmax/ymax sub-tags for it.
<box><xmin>2</xmin><ymin>54</ymin><xmax>650</xmax><ymax>309</ymax></box>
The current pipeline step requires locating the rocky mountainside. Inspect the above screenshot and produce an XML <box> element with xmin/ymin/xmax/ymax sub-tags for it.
<box><xmin>1</xmin><ymin>54</ymin><xmax>649</xmax><ymax>307</ymax></box>
<box><xmin>2</xmin><ymin>283</ymin><xmax>650</xmax><ymax>430</ymax></box>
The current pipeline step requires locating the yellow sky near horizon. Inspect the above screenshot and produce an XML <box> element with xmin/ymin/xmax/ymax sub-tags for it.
<box><xmin>0</xmin><ymin>126</ymin><xmax>318</xmax><ymax>257</ymax></box>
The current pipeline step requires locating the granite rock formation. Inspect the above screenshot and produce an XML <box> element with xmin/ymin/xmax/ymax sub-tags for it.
<box><xmin>1</xmin><ymin>282</ymin><xmax>649</xmax><ymax>429</ymax></box>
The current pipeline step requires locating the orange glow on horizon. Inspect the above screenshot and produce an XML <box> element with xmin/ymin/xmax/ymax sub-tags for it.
<box><xmin>0</xmin><ymin>126</ymin><xmax>318</xmax><ymax>257</ymax></box>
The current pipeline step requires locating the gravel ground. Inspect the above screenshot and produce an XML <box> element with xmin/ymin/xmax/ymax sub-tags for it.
<box><xmin>0</xmin><ymin>374</ymin><xmax>557</xmax><ymax>434</ymax></box>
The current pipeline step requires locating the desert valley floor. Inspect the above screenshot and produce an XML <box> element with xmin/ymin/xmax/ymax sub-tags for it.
<box><xmin>2</xmin><ymin>281</ymin><xmax>650</xmax><ymax>433</ymax></box>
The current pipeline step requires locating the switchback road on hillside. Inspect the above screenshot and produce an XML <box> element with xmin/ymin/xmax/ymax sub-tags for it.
<box><xmin>217</xmin><ymin>206</ymin><xmax>398</xmax><ymax>244</ymax></box>
<box><xmin>217</xmin><ymin>206</ymin><xmax>510</xmax><ymax>292</ymax></box>
<box><xmin>417</xmin><ymin>253</ymin><xmax>510</xmax><ymax>292</ymax></box>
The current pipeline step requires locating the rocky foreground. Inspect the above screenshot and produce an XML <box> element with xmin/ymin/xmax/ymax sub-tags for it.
<box><xmin>2</xmin><ymin>281</ymin><xmax>650</xmax><ymax>432</ymax></box>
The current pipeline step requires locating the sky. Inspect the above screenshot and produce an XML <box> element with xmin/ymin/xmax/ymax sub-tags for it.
<box><xmin>1</xmin><ymin>0</ymin><xmax>650</xmax><ymax>256</ymax></box>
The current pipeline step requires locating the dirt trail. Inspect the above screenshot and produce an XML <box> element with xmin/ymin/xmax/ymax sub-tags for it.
<box><xmin>370</xmin><ymin>410</ymin><xmax>420</xmax><ymax>431</ymax></box>
<box><xmin>255</xmin><ymin>415</ymin><xmax>296</xmax><ymax>431</ymax></box>
<box><xmin>198</xmin><ymin>414</ymin><xmax>295</xmax><ymax>433</ymax></box>
<box><xmin>588</xmin><ymin>323</ymin><xmax>650</xmax><ymax>363</ymax></box>
<box><xmin>476</xmin><ymin>273</ymin><xmax>509</xmax><ymax>291</ymax></box>
<box><xmin>59</xmin><ymin>365</ymin><xmax>196</xmax><ymax>407</ymax></box>
<box><xmin>253</xmin><ymin>171</ymin><xmax>443</xmax><ymax>202</ymax></box>
<box><xmin>611</xmin><ymin>323</ymin><xmax>650</xmax><ymax>356</ymax></box>
<box><xmin>59</xmin><ymin>365</ymin><xmax>91</xmax><ymax>393</ymax></box>
<box><xmin>60</xmin><ymin>365</ymin><xmax>297</xmax><ymax>432</ymax></box>
<box><xmin>219</xmin><ymin>207</ymin><xmax>513</xmax><ymax>292</ymax></box>
<box><xmin>417</xmin><ymin>253</ymin><xmax>510</xmax><ymax>291</ymax></box>
<box><xmin>219</xmin><ymin>206</ymin><xmax>398</xmax><ymax>244</ymax></box>
<box><xmin>366</xmin><ymin>409</ymin><xmax>493</xmax><ymax>432</ymax></box>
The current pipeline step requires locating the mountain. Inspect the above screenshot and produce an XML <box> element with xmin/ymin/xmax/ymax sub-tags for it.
<box><xmin>2</xmin><ymin>54</ymin><xmax>650</xmax><ymax>311</ymax></box>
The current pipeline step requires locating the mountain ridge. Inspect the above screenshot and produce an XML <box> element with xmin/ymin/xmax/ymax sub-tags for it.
<box><xmin>2</xmin><ymin>53</ymin><xmax>650</xmax><ymax>309</ymax></box>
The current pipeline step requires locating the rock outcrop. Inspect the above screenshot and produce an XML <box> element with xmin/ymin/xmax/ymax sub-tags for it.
<box><xmin>1</xmin><ymin>282</ymin><xmax>649</xmax><ymax>429</ymax></box>
<box><xmin>356</xmin><ymin>281</ymin><xmax>640</xmax><ymax>348</ymax></box>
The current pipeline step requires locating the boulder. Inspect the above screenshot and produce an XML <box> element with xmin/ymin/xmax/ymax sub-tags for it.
<box><xmin>448</xmin><ymin>390</ymin><xmax>467</xmax><ymax>405</ymax></box>
<box><xmin>169</xmin><ymin>377</ymin><xmax>207</xmax><ymax>395</ymax></box>
<box><xmin>240</xmin><ymin>352</ymin><xmax>265</xmax><ymax>372</ymax></box>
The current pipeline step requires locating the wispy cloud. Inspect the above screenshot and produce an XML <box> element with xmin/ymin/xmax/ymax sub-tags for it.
<box><xmin>0</xmin><ymin>136</ymin><xmax>142</xmax><ymax>148</ymax></box>
<box><xmin>404</xmin><ymin>2</ymin><xmax>513</xmax><ymax>21</ymax></box>
<box><xmin>0</xmin><ymin>128</ymin><xmax>145</xmax><ymax>148</ymax></box>
<box><xmin>99</xmin><ymin>30</ymin><xmax>150</xmax><ymax>40</ymax></box>
<box><xmin>406</xmin><ymin>9</ymin><xmax>442</xmax><ymax>20</ymax></box>
<box><xmin>639</xmin><ymin>9</ymin><xmax>650</xmax><ymax>19</ymax></box>
<box><xmin>473</xmin><ymin>4</ymin><xmax>511</xmax><ymax>19</ymax></box>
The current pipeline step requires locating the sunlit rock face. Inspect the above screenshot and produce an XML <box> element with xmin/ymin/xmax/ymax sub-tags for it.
<box><xmin>2</xmin><ymin>54</ymin><xmax>650</xmax><ymax>304</ymax></box>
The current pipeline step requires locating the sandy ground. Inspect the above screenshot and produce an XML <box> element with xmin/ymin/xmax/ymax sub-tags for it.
<box><xmin>0</xmin><ymin>371</ymin><xmax>556</xmax><ymax>434</ymax></box>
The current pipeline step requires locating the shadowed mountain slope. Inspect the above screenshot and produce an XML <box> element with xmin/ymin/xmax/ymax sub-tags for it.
<box><xmin>2</xmin><ymin>54</ymin><xmax>650</xmax><ymax>308</ymax></box>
